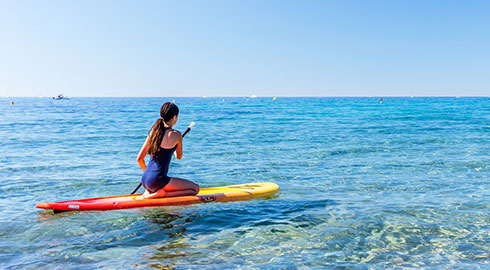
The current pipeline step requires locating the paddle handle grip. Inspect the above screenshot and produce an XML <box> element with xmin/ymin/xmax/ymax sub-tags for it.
<box><xmin>182</xmin><ymin>122</ymin><xmax>195</xmax><ymax>137</ymax></box>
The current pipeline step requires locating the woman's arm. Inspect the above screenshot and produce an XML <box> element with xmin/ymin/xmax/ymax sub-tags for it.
<box><xmin>137</xmin><ymin>136</ymin><xmax>150</xmax><ymax>171</ymax></box>
<box><xmin>171</xmin><ymin>130</ymin><xmax>183</xmax><ymax>159</ymax></box>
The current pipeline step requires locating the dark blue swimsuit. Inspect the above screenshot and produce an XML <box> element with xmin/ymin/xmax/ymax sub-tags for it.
<box><xmin>141</xmin><ymin>136</ymin><xmax>177</xmax><ymax>193</ymax></box>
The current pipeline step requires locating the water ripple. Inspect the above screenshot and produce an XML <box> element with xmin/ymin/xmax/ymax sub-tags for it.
<box><xmin>0</xmin><ymin>97</ymin><xmax>489</xmax><ymax>269</ymax></box>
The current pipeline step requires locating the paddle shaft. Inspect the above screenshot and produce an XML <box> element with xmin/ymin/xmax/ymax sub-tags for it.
<box><xmin>130</xmin><ymin>126</ymin><xmax>192</xmax><ymax>194</ymax></box>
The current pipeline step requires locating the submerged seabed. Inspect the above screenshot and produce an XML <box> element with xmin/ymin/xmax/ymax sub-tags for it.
<box><xmin>0</xmin><ymin>97</ymin><xmax>489</xmax><ymax>269</ymax></box>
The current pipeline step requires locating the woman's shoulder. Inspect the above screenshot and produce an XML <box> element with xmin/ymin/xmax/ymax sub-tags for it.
<box><xmin>166</xmin><ymin>129</ymin><xmax>182</xmax><ymax>141</ymax></box>
<box><xmin>167</xmin><ymin>128</ymin><xmax>181</xmax><ymax>135</ymax></box>
<box><xmin>161</xmin><ymin>128</ymin><xmax>182</xmax><ymax>149</ymax></box>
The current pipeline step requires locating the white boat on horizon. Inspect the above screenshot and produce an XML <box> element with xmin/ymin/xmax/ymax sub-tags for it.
<box><xmin>53</xmin><ymin>94</ymin><xmax>69</xmax><ymax>100</ymax></box>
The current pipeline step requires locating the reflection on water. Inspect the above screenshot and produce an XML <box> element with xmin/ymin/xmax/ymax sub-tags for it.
<box><xmin>36</xmin><ymin>210</ymin><xmax>78</xmax><ymax>221</ymax></box>
<box><xmin>141</xmin><ymin>208</ymin><xmax>196</xmax><ymax>269</ymax></box>
<box><xmin>144</xmin><ymin>208</ymin><xmax>195</xmax><ymax>238</ymax></box>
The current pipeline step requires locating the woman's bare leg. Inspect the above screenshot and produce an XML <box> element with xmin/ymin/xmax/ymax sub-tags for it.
<box><xmin>163</xmin><ymin>177</ymin><xmax>200</xmax><ymax>197</ymax></box>
<box><xmin>139</xmin><ymin>178</ymin><xmax>199</xmax><ymax>199</ymax></box>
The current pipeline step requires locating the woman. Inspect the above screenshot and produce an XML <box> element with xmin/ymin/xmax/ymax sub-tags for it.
<box><xmin>137</xmin><ymin>102</ymin><xmax>199</xmax><ymax>199</ymax></box>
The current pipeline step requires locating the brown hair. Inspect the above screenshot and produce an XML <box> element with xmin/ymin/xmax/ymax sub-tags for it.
<box><xmin>147</xmin><ymin>102</ymin><xmax>179</xmax><ymax>157</ymax></box>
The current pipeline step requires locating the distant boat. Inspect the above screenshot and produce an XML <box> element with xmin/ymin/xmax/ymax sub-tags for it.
<box><xmin>250</xmin><ymin>94</ymin><xmax>258</xmax><ymax>98</ymax></box>
<box><xmin>53</xmin><ymin>94</ymin><xmax>69</xmax><ymax>100</ymax></box>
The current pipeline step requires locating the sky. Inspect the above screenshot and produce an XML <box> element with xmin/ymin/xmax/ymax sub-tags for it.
<box><xmin>1</xmin><ymin>0</ymin><xmax>489</xmax><ymax>97</ymax></box>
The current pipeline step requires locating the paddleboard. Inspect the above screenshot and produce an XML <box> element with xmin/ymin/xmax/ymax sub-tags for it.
<box><xmin>36</xmin><ymin>182</ymin><xmax>279</xmax><ymax>212</ymax></box>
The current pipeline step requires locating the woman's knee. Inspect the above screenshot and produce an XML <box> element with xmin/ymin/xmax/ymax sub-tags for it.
<box><xmin>192</xmin><ymin>183</ymin><xmax>200</xmax><ymax>194</ymax></box>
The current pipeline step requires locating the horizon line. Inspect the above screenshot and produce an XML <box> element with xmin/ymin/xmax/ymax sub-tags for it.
<box><xmin>3</xmin><ymin>95</ymin><xmax>490</xmax><ymax>98</ymax></box>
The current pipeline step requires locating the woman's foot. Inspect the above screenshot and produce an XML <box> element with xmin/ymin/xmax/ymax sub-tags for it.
<box><xmin>140</xmin><ymin>188</ymin><xmax>166</xmax><ymax>199</ymax></box>
<box><xmin>136</xmin><ymin>190</ymin><xmax>150</xmax><ymax>200</ymax></box>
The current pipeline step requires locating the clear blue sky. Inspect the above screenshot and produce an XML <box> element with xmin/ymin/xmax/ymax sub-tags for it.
<box><xmin>1</xmin><ymin>0</ymin><xmax>489</xmax><ymax>97</ymax></box>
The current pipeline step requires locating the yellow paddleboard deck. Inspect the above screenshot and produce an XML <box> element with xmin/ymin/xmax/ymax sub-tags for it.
<box><xmin>36</xmin><ymin>182</ymin><xmax>280</xmax><ymax>212</ymax></box>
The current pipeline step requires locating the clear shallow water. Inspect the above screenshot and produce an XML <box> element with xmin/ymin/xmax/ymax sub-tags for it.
<box><xmin>0</xmin><ymin>97</ymin><xmax>489</xmax><ymax>269</ymax></box>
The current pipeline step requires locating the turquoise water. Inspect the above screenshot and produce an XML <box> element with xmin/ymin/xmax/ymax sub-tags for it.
<box><xmin>1</xmin><ymin>97</ymin><xmax>489</xmax><ymax>269</ymax></box>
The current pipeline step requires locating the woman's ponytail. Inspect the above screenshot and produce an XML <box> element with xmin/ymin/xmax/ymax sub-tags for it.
<box><xmin>147</xmin><ymin>102</ymin><xmax>179</xmax><ymax>157</ymax></box>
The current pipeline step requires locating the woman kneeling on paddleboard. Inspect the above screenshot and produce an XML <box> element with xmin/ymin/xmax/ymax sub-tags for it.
<box><xmin>137</xmin><ymin>102</ymin><xmax>200</xmax><ymax>199</ymax></box>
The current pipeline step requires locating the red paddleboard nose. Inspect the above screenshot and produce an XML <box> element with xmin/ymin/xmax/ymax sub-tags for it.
<box><xmin>36</xmin><ymin>202</ymin><xmax>49</xmax><ymax>209</ymax></box>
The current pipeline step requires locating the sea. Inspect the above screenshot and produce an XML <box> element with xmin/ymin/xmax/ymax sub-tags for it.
<box><xmin>0</xmin><ymin>97</ymin><xmax>489</xmax><ymax>269</ymax></box>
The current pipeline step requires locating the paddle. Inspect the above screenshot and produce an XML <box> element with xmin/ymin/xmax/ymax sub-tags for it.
<box><xmin>131</xmin><ymin>122</ymin><xmax>195</xmax><ymax>194</ymax></box>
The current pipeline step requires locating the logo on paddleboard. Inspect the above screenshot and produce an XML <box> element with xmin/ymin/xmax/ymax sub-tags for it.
<box><xmin>199</xmin><ymin>195</ymin><xmax>217</xmax><ymax>202</ymax></box>
<box><xmin>68</xmin><ymin>204</ymin><xmax>80</xmax><ymax>209</ymax></box>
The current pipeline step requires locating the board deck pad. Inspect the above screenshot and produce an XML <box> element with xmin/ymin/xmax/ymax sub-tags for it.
<box><xmin>36</xmin><ymin>182</ymin><xmax>279</xmax><ymax>212</ymax></box>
